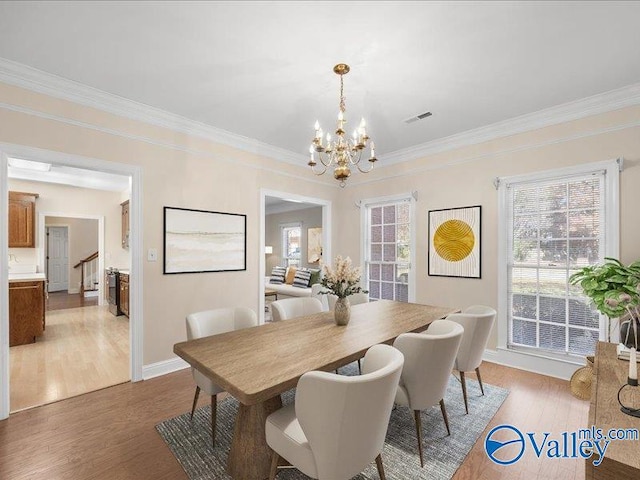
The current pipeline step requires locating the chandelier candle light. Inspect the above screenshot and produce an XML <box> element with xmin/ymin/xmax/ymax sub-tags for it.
<box><xmin>308</xmin><ymin>63</ymin><xmax>377</xmax><ymax>187</ymax></box>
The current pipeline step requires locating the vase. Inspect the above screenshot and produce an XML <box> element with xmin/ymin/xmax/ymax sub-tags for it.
<box><xmin>620</xmin><ymin>318</ymin><xmax>640</xmax><ymax>349</ymax></box>
<box><xmin>334</xmin><ymin>297</ymin><xmax>351</xmax><ymax>326</ymax></box>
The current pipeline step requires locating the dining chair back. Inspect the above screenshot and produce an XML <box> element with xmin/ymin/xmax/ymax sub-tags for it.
<box><xmin>327</xmin><ymin>291</ymin><xmax>369</xmax><ymax>311</ymax></box>
<box><xmin>185</xmin><ymin>307</ymin><xmax>258</xmax><ymax>446</ymax></box>
<box><xmin>446</xmin><ymin>305</ymin><xmax>496</xmax><ymax>413</ymax></box>
<box><xmin>392</xmin><ymin>319</ymin><xmax>464</xmax><ymax>466</ymax></box>
<box><xmin>270</xmin><ymin>297</ymin><xmax>323</xmax><ymax>322</ymax></box>
<box><xmin>266</xmin><ymin>344</ymin><xmax>404</xmax><ymax>480</ymax></box>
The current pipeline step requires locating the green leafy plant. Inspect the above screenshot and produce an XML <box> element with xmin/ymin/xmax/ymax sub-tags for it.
<box><xmin>569</xmin><ymin>258</ymin><xmax>640</xmax><ymax>340</ymax></box>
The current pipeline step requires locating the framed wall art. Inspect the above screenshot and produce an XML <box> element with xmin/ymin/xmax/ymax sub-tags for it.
<box><xmin>428</xmin><ymin>205</ymin><xmax>481</xmax><ymax>278</ymax></box>
<box><xmin>163</xmin><ymin>206</ymin><xmax>247</xmax><ymax>274</ymax></box>
<box><xmin>307</xmin><ymin>227</ymin><xmax>322</xmax><ymax>264</ymax></box>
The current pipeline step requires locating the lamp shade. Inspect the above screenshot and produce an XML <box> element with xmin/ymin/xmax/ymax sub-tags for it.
<box><xmin>265</xmin><ymin>246</ymin><xmax>273</xmax><ymax>254</ymax></box>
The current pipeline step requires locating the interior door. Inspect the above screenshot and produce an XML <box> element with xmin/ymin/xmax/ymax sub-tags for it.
<box><xmin>47</xmin><ymin>226</ymin><xmax>69</xmax><ymax>292</ymax></box>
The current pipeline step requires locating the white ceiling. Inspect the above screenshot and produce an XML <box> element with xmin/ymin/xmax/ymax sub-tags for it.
<box><xmin>0</xmin><ymin>1</ymin><xmax>639</xmax><ymax>161</ymax></box>
<box><xmin>265</xmin><ymin>196</ymin><xmax>321</xmax><ymax>215</ymax></box>
<box><xmin>8</xmin><ymin>158</ymin><xmax>130</xmax><ymax>192</ymax></box>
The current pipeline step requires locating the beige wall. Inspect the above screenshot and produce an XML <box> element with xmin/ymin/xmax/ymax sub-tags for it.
<box><xmin>335</xmin><ymin>105</ymin><xmax>640</xmax><ymax>349</ymax></box>
<box><xmin>45</xmin><ymin>216</ymin><xmax>98</xmax><ymax>292</ymax></box>
<box><xmin>0</xmin><ymin>81</ymin><xmax>338</xmax><ymax>365</ymax></box>
<box><xmin>265</xmin><ymin>206</ymin><xmax>323</xmax><ymax>273</ymax></box>
<box><xmin>2</xmin><ymin>79</ymin><xmax>639</xmax><ymax>363</ymax></box>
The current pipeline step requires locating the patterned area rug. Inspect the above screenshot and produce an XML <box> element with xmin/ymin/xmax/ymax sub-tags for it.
<box><xmin>156</xmin><ymin>364</ymin><xmax>508</xmax><ymax>479</ymax></box>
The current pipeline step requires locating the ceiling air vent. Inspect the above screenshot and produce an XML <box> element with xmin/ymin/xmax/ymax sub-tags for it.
<box><xmin>404</xmin><ymin>111</ymin><xmax>432</xmax><ymax>124</ymax></box>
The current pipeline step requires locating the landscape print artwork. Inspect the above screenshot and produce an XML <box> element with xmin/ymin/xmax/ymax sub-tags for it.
<box><xmin>307</xmin><ymin>227</ymin><xmax>322</xmax><ymax>264</ymax></box>
<box><xmin>163</xmin><ymin>207</ymin><xmax>246</xmax><ymax>274</ymax></box>
<box><xmin>428</xmin><ymin>205</ymin><xmax>481</xmax><ymax>278</ymax></box>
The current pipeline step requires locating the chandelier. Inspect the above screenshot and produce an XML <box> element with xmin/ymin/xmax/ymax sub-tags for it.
<box><xmin>308</xmin><ymin>63</ymin><xmax>377</xmax><ymax>187</ymax></box>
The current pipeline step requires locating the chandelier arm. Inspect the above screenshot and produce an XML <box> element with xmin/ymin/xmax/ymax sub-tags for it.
<box><xmin>317</xmin><ymin>151</ymin><xmax>333</xmax><ymax>167</ymax></box>
<box><xmin>355</xmin><ymin>159</ymin><xmax>375</xmax><ymax>174</ymax></box>
<box><xmin>309</xmin><ymin>162</ymin><xmax>328</xmax><ymax>176</ymax></box>
<box><xmin>348</xmin><ymin>148</ymin><xmax>364</xmax><ymax>166</ymax></box>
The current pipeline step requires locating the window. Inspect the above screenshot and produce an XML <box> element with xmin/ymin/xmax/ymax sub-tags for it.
<box><xmin>281</xmin><ymin>223</ymin><xmax>301</xmax><ymax>268</ymax></box>
<box><xmin>501</xmin><ymin>162</ymin><xmax>619</xmax><ymax>358</ymax></box>
<box><xmin>363</xmin><ymin>198</ymin><xmax>414</xmax><ymax>302</ymax></box>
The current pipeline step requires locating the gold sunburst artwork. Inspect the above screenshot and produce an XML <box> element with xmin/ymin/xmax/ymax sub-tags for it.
<box><xmin>429</xmin><ymin>206</ymin><xmax>481</xmax><ymax>278</ymax></box>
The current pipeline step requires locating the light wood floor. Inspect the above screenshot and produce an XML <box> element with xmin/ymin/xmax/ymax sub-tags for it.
<box><xmin>0</xmin><ymin>361</ymin><xmax>589</xmax><ymax>480</ymax></box>
<box><xmin>10</xmin><ymin>305</ymin><xmax>130</xmax><ymax>412</ymax></box>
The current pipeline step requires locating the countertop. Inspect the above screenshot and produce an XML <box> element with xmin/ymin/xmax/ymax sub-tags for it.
<box><xmin>119</xmin><ymin>270</ymin><xmax>130</xmax><ymax>276</ymax></box>
<box><xmin>9</xmin><ymin>273</ymin><xmax>47</xmax><ymax>283</ymax></box>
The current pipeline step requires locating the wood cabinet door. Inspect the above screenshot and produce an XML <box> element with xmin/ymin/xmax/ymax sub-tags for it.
<box><xmin>9</xmin><ymin>192</ymin><xmax>37</xmax><ymax>248</ymax></box>
<box><xmin>119</xmin><ymin>276</ymin><xmax>129</xmax><ymax>317</ymax></box>
<box><xmin>121</xmin><ymin>200</ymin><xmax>130</xmax><ymax>249</ymax></box>
<box><xmin>9</xmin><ymin>281</ymin><xmax>45</xmax><ymax>346</ymax></box>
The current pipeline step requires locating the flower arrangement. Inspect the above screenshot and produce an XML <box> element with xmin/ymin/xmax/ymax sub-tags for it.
<box><xmin>320</xmin><ymin>255</ymin><xmax>367</xmax><ymax>299</ymax></box>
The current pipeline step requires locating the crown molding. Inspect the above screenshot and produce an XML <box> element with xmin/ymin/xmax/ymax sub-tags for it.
<box><xmin>381</xmin><ymin>82</ymin><xmax>640</xmax><ymax>166</ymax></box>
<box><xmin>0</xmin><ymin>57</ymin><xmax>308</xmax><ymax>166</ymax></box>
<box><xmin>1</xmin><ymin>57</ymin><xmax>639</xmax><ymax>170</ymax></box>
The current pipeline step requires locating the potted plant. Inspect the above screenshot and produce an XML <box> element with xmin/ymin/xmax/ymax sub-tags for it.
<box><xmin>569</xmin><ymin>258</ymin><xmax>640</xmax><ymax>347</ymax></box>
<box><xmin>320</xmin><ymin>255</ymin><xmax>367</xmax><ymax>326</ymax></box>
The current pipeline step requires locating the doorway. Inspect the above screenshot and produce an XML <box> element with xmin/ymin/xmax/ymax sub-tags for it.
<box><xmin>0</xmin><ymin>144</ymin><xmax>143</xmax><ymax>420</ymax></box>
<box><xmin>46</xmin><ymin>226</ymin><xmax>69</xmax><ymax>292</ymax></box>
<box><xmin>259</xmin><ymin>189</ymin><xmax>332</xmax><ymax>324</ymax></box>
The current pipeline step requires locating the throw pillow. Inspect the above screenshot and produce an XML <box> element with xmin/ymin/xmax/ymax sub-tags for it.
<box><xmin>308</xmin><ymin>268</ymin><xmax>321</xmax><ymax>286</ymax></box>
<box><xmin>285</xmin><ymin>267</ymin><xmax>297</xmax><ymax>284</ymax></box>
<box><xmin>293</xmin><ymin>269</ymin><xmax>312</xmax><ymax>288</ymax></box>
<box><xmin>269</xmin><ymin>266</ymin><xmax>286</xmax><ymax>284</ymax></box>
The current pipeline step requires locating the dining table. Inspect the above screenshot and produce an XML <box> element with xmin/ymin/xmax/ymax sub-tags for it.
<box><xmin>173</xmin><ymin>299</ymin><xmax>458</xmax><ymax>480</ymax></box>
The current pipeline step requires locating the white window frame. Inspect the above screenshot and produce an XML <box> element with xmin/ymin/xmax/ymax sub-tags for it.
<box><xmin>497</xmin><ymin>159</ymin><xmax>621</xmax><ymax>365</ymax></box>
<box><xmin>360</xmin><ymin>192</ymin><xmax>417</xmax><ymax>303</ymax></box>
<box><xmin>281</xmin><ymin>222</ymin><xmax>302</xmax><ymax>268</ymax></box>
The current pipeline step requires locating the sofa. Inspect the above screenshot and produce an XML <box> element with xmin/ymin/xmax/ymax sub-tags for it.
<box><xmin>265</xmin><ymin>266</ymin><xmax>323</xmax><ymax>299</ymax></box>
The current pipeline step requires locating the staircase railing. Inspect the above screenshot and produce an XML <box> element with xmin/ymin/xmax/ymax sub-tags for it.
<box><xmin>73</xmin><ymin>251</ymin><xmax>99</xmax><ymax>296</ymax></box>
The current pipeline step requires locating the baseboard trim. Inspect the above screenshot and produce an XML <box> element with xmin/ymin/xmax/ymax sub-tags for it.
<box><xmin>142</xmin><ymin>357</ymin><xmax>190</xmax><ymax>380</ymax></box>
<box><xmin>483</xmin><ymin>348</ymin><xmax>583</xmax><ymax>381</ymax></box>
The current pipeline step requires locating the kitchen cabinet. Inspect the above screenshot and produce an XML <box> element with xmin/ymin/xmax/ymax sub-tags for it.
<box><xmin>9</xmin><ymin>191</ymin><xmax>39</xmax><ymax>248</ymax></box>
<box><xmin>119</xmin><ymin>273</ymin><xmax>129</xmax><ymax>317</ymax></box>
<box><xmin>121</xmin><ymin>200</ymin><xmax>130</xmax><ymax>249</ymax></box>
<box><xmin>9</xmin><ymin>280</ymin><xmax>45</xmax><ymax>347</ymax></box>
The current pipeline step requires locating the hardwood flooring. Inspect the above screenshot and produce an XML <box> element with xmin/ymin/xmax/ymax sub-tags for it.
<box><xmin>0</xmin><ymin>361</ymin><xmax>589</xmax><ymax>480</ymax></box>
<box><xmin>10</xmin><ymin>305</ymin><xmax>129</xmax><ymax>412</ymax></box>
<box><xmin>46</xmin><ymin>291</ymin><xmax>99</xmax><ymax>311</ymax></box>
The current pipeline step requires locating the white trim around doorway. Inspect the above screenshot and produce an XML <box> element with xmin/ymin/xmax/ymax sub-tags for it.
<box><xmin>259</xmin><ymin>189</ymin><xmax>332</xmax><ymax>325</ymax></box>
<box><xmin>0</xmin><ymin>143</ymin><xmax>143</xmax><ymax>420</ymax></box>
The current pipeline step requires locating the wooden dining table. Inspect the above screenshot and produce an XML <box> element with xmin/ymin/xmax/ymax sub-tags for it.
<box><xmin>173</xmin><ymin>300</ymin><xmax>458</xmax><ymax>480</ymax></box>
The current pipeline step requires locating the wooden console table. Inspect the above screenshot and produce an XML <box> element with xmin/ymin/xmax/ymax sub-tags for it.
<box><xmin>587</xmin><ymin>342</ymin><xmax>640</xmax><ymax>479</ymax></box>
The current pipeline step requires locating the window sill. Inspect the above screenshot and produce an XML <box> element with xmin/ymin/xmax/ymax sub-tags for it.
<box><xmin>483</xmin><ymin>346</ymin><xmax>586</xmax><ymax>381</ymax></box>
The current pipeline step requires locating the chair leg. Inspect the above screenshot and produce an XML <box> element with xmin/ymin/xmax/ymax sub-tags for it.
<box><xmin>460</xmin><ymin>371</ymin><xmax>469</xmax><ymax>414</ymax></box>
<box><xmin>190</xmin><ymin>386</ymin><xmax>201</xmax><ymax>420</ymax></box>
<box><xmin>413</xmin><ymin>410</ymin><xmax>424</xmax><ymax>467</ymax></box>
<box><xmin>375</xmin><ymin>453</ymin><xmax>386</xmax><ymax>480</ymax></box>
<box><xmin>475</xmin><ymin>366</ymin><xmax>485</xmax><ymax>396</ymax></box>
<box><xmin>269</xmin><ymin>450</ymin><xmax>280</xmax><ymax>480</ymax></box>
<box><xmin>211</xmin><ymin>394</ymin><xmax>217</xmax><ymax>448</ymax></box>
<box><xmin>439</xmin><ymin>399</ymin><xmax>451</xmax><ymax>436</ymax></box>
<box><xmin>358</xmin><ymin>358</ymin><xmax>362</xmax><ymax>375</ymax></box>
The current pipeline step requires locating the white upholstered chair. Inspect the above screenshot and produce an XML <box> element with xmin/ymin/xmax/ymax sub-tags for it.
<box><xmin>326</xmin><ymin>291</ymin><xmax>369</xmax><ymax>311</ymax></box>
<box><xmin>446</xmin><ymin>305</ymin><xmax>496</xmax><ymax>414</ymax></box>
<box><xmin>265</xmin><ymin>344</ymin><xmax>404</xmax><ymax>480</ymax></box>
<box><xmin>393</xmin><ymin>320</ymin><xmax>464</xmax><ymax>466</ymax></box>
<box><xmin>185</xmin><ymin>307</ymin><xmax>258</xmax><ymax>446</ymax></box>
<box><xmin>270</xmin><ymin>297</ymin><xmax>323</xmax><ymax>322</ymax></box>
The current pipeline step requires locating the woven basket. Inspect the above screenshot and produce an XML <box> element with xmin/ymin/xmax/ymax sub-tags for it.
<box><xmin>570</xmin><ymin>365</ymin><xmax>593</xmax><ymax>401</ymax></box>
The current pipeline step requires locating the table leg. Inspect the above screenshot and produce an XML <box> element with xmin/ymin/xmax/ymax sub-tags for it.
<box><xmin>227</xmin><ymin>395</ymin><xmax>283</xmax><ymax>480</ymax></box>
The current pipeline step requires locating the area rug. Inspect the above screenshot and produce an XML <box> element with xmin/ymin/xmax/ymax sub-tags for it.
<box><xmin>156</xmin><ymin>364</ymin><xmax>508</xmax><ymax>479</ymax></box>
